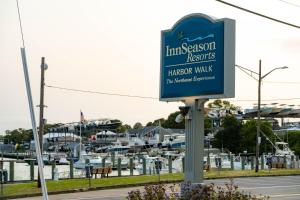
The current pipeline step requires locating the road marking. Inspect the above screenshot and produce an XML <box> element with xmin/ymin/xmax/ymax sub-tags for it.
<box><xmin>270</xmin><ymin>193</ymin><xmax>300</xmax><ymax>197</ymax></box>
<box><xmin>240</xmin><ymin>184</ymin><xmax>300</xmax><ymax>190</ymax></box>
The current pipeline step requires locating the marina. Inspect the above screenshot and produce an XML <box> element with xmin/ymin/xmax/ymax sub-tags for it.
<box><xmin>1</xmin><ymin>2</ymin><xmax>300</xmax><ymax>199</ymax></box>
<box><xmin>1</xmin><ymin>108</ymin><xmax>300</xmax><ymax>183</ymax></box>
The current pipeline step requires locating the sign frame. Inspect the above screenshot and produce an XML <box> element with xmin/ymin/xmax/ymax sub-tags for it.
<box><xmin>160</xmin><ymin>13</ymin><xmax>235</xmax><ymax>102</ymax></box>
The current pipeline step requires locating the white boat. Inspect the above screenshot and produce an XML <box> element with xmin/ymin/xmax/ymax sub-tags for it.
<box><xmin>162</xmin><ymin>134</ymin><xmax>185</xmax><ymax>149</ymax></box>
<box><xmin>58</xmin><ymin>157</ymin><xmax>69</xmax><ymax>165</ymax></box>
<box><xmin>135</xmin><ymin>155</ymin><xmax>169</xmax><ymax>174</ymax></box>
<box><xmin>25</xmin><ymin>153</ymin><xmax>52</xmax><ymax>165</ymax></box>
<box><xmin>95</xmin><ymin>146</ymin><xmax>109</xmax><ymax>153</ymax></box>
<box><xmin>275</xmin><ymin>142</ymin><xmax>294</xmax><ymax>156</ymax></box>
<box><xmin>204</xmin><ymin>153</ymin><xmax>231</xmax><ymax>169</ymax></box>
<box><xmin>207</xmin><ymin>109</ymin><xmax>220</xmax><ymax>119</ymax></box>
<box><xmin>74</xmin><ymin>154</ymin><xmax>111</xmax><ymax>169</ymax></box>
<box><xmin>269</xmin><ymin>107</ymin><xmax>283</xmax><ymax>115</ymax></box>
<box><xmin>108</xmin><ymin>156</ymin><xmax>129</xmax><ymax>169</ymax></box>
<box><xmin>276</xmin><ymin>105</ymin><xmax>292</xmax><ymax>117</ymax></box>
<box><xmin>107</xmin><ymin>145</ymin><xmax>130</xmax><ymax>154</ymax></box>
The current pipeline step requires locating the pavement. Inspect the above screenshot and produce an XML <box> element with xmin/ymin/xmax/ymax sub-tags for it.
<box><xmin>9</xmin><ymin>175</ymin><xmax>300</xmax><ymax>200</ymax></box>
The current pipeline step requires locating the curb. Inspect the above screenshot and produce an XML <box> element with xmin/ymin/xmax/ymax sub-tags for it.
<box><xmin>2</xmin><ymin>179</ymin><xmax>181</xmax><ymax>200</ymax></box>
<box><xmin>2</xmin><ymin>173</ymin><xmax>300</xmax><ymax>199</ymax></box>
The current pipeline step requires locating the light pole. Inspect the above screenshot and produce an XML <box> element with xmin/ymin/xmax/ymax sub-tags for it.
<box><xmin>255</xmin><ymin>60</ymin><xmax>288</xmax><ymax>172</ymax></box>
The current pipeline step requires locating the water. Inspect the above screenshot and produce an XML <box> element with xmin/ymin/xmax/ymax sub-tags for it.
<box><xmin>1</xmin><ymin>157</ymin><xmax>299</xmax><ymax>181</ymax></box>
<box><xmin>1</xmin><ymin>158</ymin><xmax>140</xmax><ymax>181</ymax></box>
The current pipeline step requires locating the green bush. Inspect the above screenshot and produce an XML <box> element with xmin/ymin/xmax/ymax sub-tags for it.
<box><xmin>127</xmin><ymin>179</ymin><xmax>269</xmax><ymax>200</ymax></box>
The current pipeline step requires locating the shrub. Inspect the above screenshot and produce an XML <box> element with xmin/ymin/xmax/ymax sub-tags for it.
<box><xmin>126</xmin><ymin>179</ymin><xmax>269</xmax><ymax>200</ymax></box>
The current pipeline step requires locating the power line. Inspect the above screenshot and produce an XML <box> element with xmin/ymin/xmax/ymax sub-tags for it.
<box><xmin>45</xmin><ymin>84</ymin><xmax>158</xmax><ymax>100</ymax></box>
<box><xmin>277</xmin><ymin>0</ymin><xmax>300</xmax><ymax>8</ymax></box>
<box><xmin>231</xmin><ymin>97</ymin><xmax>300</xmax><ymax>102</ymax></box>
<box><xmin>264</xmin><ymin>81</ymin><xmax>300</xmax><ymax>85</ymax></box>
<box><xmin>235</xmin><ymin>64</ymin><xmax>258</xmax><ymax>81</ymax></box>
<box><xmin>16</xmin><ymin>0</ymin><xmax>25</xmax><ymax>48</ymax></box>
<box><xmin>46</xmin><ymin>84</ymin><xmax>300</xmax><ymax>102</ymax></box>
<box><xmin>215</xmin><ymin>0</ymin><xmax>300</xmax><ymax>29</ymax></box>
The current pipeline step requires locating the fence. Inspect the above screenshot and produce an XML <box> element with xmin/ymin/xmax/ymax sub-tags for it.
<box><xmin>0</xmin><ymin>154</ymin><xmax>299</xmax><ymax>183</ymax></box>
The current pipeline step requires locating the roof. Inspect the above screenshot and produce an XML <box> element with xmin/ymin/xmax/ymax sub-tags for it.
<box><xmin>128</xmin><ymin>126</ymin><xmax>180</xmax><ymax>137</ymax></box>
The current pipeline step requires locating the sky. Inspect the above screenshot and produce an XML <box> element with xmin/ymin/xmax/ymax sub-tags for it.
<box><xmin>0</xmin><ymin>0</ymin><xmax>300</xmax><ymax>134</ymax></box>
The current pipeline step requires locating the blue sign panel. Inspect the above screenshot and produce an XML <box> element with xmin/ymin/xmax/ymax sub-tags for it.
<box><xmin>160</xmin><ymin>14</ymin><xmax>235</xmax><ymax>101</ymax></box>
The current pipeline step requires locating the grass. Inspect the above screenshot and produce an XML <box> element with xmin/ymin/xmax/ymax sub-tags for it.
<box><xmin>2</xmin><ymin>169</ymin><xmax>300</xmax><ymax>198</ymax></box>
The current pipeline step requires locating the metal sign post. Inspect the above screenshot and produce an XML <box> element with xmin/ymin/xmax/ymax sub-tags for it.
<box><xmin>184</xmin><ymin>99</ymin><xmax>207</xmax><ymax>184</ymax></box>
<box><xmin>20</xmin><ymin>48</ymin><xmax>49</xmax><ymax>200</ymax></box>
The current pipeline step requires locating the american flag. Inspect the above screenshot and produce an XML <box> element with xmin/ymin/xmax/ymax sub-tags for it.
<box><xmin>80</xmin><ymin>111</ymin><xmax>86</xmax><ymax>123</ymax></box>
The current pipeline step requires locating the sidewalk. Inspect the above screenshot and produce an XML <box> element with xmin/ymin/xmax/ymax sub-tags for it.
<box><xmin>10</xmin><ymin>186</ymin><xmax>143</xmax><ymax>200</ymax></box>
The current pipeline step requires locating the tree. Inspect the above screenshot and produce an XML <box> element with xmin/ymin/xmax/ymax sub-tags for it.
<box><xmin>204</xmin><ymin>117</ymin><xmax>212</xmax><ymax>135</ymax></box>
<box><xmin>213</xmin><ymin>115</ymin><xmax>242</xmax><ymax>154</ymax></box>
<box><xmin>4</xmin><ymin>128</ymin><xmax>31</xmax><ymax>144</ymax></box>
<box><xmin>239</xmin><ymin>119</ymin><xmax>273</xmax><ymax>154</ymax></box>
<box><xmin>163</xmin><ymin>111</ymin><xmax>184</xmax><ymax>129</ymax></box>
<box><xmin>44</xmin><ymin>123</ymin><xmax>61</xmax><ymax>133</ymax></box>
<box><xmin>133</xmin><ymin>122</ymin><xmax>143</xmax><ymax>129</ymax></box>
<box><xmin>116</xmin><ymin>124</ymin><xmax>132</xmax><ymax>133</ymax></box>
<box><xmin>281</xmin><ymin>131</ymin><xmax>300</xmax><ymax>155</ymax></box>
<box><xmin>146</xmin><ymin>122</ymin><xmax>153</xmax><ymax>126</ymax></box>
<box><xmin>207</xmin><ymin>99</ymin><xmax>240</xmax><ymax>111</ymax></box>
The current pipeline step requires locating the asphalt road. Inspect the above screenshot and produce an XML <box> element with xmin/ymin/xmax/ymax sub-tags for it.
<box><xmin>10</xmin><ymin>176</ymin><xmax>300</xmax><ymax>200</ymax></box>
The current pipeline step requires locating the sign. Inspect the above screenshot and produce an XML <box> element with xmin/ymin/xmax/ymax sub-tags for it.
<box><xmin>160</xmin><ymin>13</ymin><xmax>235</xmax><ymax>101</ymax></box>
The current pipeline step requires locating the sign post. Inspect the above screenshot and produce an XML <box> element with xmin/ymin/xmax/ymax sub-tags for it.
<box><xmin>160</xmin><ymin>13</ymin><xmax>235</xmax><ymax>185</ymax></box>
<box><xmin>184</xmin><ymin>99</ymin><xmax>207</xmax><ymax>183</ymax></box>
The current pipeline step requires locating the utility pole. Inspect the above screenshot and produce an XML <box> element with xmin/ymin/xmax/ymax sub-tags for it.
<box><xmin>256</xmin><ymin>60</ymin><xmax>262</xmax><ymax>173</ymax></box>
<box><xmin>255</xmin><ymin>60</ymin><xmax>288</xmax><ymax>172</ymax></box>
<box><xmin>38</xmin><ymin>57</ymin><xmax>46</xmax><ymax>187</ymax></box>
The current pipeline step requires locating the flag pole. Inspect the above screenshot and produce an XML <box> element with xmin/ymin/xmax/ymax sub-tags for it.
<box><xmin>79</xmin><ymin>115</ymin><xmax>82</xmax><ymax>159</ymax></box>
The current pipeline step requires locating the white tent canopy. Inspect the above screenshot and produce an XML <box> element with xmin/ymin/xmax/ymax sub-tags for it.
<box><xmin>43</xmin><ymin>132</ymin><xmax>80</xmax><ymax>139</ymax></box>
<box><xmin>96</xmin><ymin>130</ymin><xmax>116</xmax><ymax>136</ymax></box>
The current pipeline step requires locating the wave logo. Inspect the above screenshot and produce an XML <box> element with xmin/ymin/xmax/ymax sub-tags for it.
<box><xmin>182</xmin><ymin>34</ymin><xmax>214</xmax><ymax>42</ymax></box>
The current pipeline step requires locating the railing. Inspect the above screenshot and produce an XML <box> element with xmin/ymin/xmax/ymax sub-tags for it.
<box><xmin>0</xmin><ymin>154</ymin><xmax>299</xmax><ymax>183</ymax></box>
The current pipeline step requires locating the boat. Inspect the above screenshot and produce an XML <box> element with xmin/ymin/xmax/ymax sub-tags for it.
<box><xmin>96</xmin><ymin>141</ymin><xmax>130</xmax><ymax>154</ymax></box>
<box><xmin>276</xmin><ymin>104</ymin><xmax>292</xmax><ymax>117</ymax></box>
<box><xmin>57</xmin><ymin>157</ymin><xmax>69</xmax><ymax>165</ymax></box>
<box><xmin>108</xmin><ymin>156</ymin><xmax>129</xmax><ymax>170</ymax></box>
<box><xmin>204</xmin><ymin>153</ymin><xmax>231</xmax><ymax>169</ymax></box>
<box><xmin>161</xmin><ymin>134</ymin><xmax>185</xmax><ymax>149</ymax></box>
<box><xmin>288</xmin><ymin>108</ymin><xmax>300</xmax><ymax>117</ymax></box>
<box><xmin>74</xmin><ymin>154</ymin><xmax>111</xmax><ymax>169</ymax></box>
<box><xmin>243</xmin><ymin>108</ymin><xmax>258</xmax><ymax>118</ymax></box>
<box><xmin>268</xmin><ymin>103</ymin><xmax>283</xmax><ymax>116</ymax></box>
<box><xmin>135</xmin><ymin>155</ymin><xmax>169</xmax><ymax>174</ymax></box>
<box><xmin>207</xmin><ymin>109</ymin><xmax>220</xmax><ymax>119</ymax></box>
<box><xmin>95</xmin><ymin>146</ymin><xmax>109</xmax><ymax>153</ymax></box>
<box><xmin>260</xmin><ymin>105</ymin><xmax>273</xmax><ymax>117</ymax></box>
<box><xmin>106</xmin><ymin>144</ymin><xmax>130</xmax><ymax>154</ymax></box>
<box><xmin>24</xmin><ymin>153</ymin><xmax>54</xmax><ymax>165</ymax></box>
<box><xmin>274</xmin><ymin>142</ymin><xmax>294</xmax><ymax>157</ymax></box>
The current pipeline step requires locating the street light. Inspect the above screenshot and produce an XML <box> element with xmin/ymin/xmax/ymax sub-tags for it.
<box><xmin>255</xmin><ymin>60</ymin><xmax>288</xmax><ymax>172</ymax></box>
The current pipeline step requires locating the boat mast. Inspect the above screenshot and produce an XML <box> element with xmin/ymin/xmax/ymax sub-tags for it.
<box><xmin>79</xmin><ymin>122</ymin><xmax>82</xmax><ymax>158</ymax></box>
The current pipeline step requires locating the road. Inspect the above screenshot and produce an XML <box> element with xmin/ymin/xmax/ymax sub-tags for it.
<box><xmin>11</xmin><ymin>176</ymin><xmax>300</xmax><ymax>200</ymax></box>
